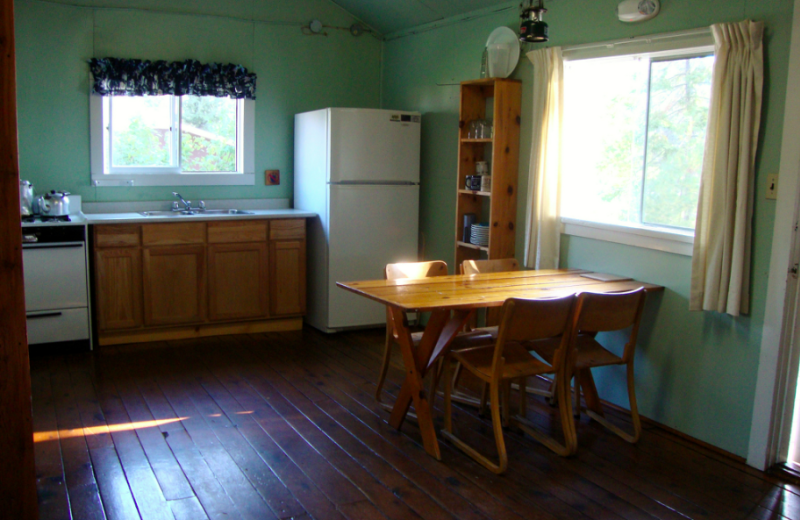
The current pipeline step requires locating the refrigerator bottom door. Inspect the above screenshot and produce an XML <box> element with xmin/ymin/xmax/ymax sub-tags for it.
<box><xmin>327</xmin><ymin>184</ymin><xmax>420</xmax><ymax>329</ymax></box>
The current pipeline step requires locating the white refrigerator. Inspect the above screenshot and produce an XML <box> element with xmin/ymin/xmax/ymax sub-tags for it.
<box><xmin>294</xmin><ymin>108</ymin><xmax>421</xmax><ymax>332</ymax></box>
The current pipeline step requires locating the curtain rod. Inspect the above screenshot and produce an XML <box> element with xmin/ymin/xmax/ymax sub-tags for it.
<box><xmin>562</xmin><ymin>27</ymin><xmax>712</xmax><ymax>53</ymax></box>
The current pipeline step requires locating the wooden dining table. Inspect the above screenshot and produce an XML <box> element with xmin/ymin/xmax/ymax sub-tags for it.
<box><xmin>336</xmin><ymin>268</ymin><xmax>663</xmax><ymax>460</ymax></box>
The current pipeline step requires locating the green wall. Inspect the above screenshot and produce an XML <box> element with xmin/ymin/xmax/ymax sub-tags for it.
<box><xmin>14</xmin><ymin>0</ymin><xmax>381</xmax><ymax>203</ymax></box>
<box><xmin>382</xmin><ymin>0</ymin><xmax>793</xmax><ymax>457</ymax></box>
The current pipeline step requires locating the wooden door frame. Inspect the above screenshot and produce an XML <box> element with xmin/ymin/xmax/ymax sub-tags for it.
<box><xmin>747</xmin><ymin>0</ymin><xmax>800</xmax><ymax>470</ymax></box>
<box><xmin>0</xmin><ymin>0</ymin><xmax>38</xmax><ymax>515</ymax></box>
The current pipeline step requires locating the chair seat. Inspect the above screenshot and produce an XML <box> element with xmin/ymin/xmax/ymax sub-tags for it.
<box><xmin>530</xmin><ymin>335</ymin><xmax>623</xmax><ymax>370</ymax></box>
<box><xmin>451</xmin><ymin>342</ymin><xmax>552</xmax><ymax>382</ymax></box>
<box><xmin>408</xmin><ymin>330</ymin><xmax>495</xmax><ymax>350</ymax></box>
<box><xmin>472</xmin><ymin>325</ymin><xmax>499</xmax><ymax>338</ymax></box>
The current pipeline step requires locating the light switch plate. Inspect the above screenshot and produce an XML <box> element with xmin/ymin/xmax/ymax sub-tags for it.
<box><xmin>265</xmin><ymin>170</ymin><xmax>280</xmax><ymax>185</ymax></box>
<box><xmin>767</xmin><ymin>174</ymin><xmax>778</xmax><ymax>200</ymax></box>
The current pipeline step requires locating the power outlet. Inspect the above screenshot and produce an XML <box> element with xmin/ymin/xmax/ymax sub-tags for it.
<box><xmin>767</xmin><ymin>174</ymin><xmax>778</xmax><ymax>200</ymax></box>
<box><xmin>265</xmin><ymin>169</ymin><xmax>280</xmax><ymax>185</ymax></box>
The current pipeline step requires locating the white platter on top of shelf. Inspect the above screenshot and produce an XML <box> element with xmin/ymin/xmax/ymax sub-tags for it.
<box><xmin>486</xmin><ymin>27</ymin><xmax>521</xmax><ymax>79</ymax></box>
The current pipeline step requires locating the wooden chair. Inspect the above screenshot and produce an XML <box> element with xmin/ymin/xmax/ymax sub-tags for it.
<box><xmin>442</xmin><ymin>295</ymin><xmax>578</xmax><ymax>473</ymax></box>
<box><xmin>375</xmin><ymin>261</ymin><xmax>448</xmax><ymax>407</ymax></box>
<box><xmin>529</xmin><ymin>288</ymin><xmax>647</xmax><ymax>444</ymax></box>
<box><xmin>461</xmin><ymin>258</ymin><xmax>520</xmax><ymax>327</ymax></box>
<box><xmin>462</xmin><ymin>258</ymin><xmax>520</xmax><ymax>276</ymax></box>
<box><xmin>457</xmin><ymin>258</ymin><xmax>526</xmax><ymax>410</ymax></box>
<box><xmin>376</xmin><ymin>261</ymin><xmax>493</xmax><ymax>411</ymax></box>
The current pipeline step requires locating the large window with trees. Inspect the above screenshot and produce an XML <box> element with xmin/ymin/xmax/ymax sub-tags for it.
<box><xmin>105</xmin><ymin>95</ymin><xmax>239</xmax><ymax>173</ymax></box>
<box><xmin>89</xmin><ymin>58</ymin><xmax>255</xmax><ymax>187</ymax></box>
<box><xmin>561</xmin><ymin>49</ymin><xmax>714</xmax><ymax>232</ymax></box>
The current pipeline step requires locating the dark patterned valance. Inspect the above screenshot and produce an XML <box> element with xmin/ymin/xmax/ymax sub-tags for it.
<box><xmin>88</xmin><ymin>58</ymin><xmax>257</xmax><ymax>100</ymax></box>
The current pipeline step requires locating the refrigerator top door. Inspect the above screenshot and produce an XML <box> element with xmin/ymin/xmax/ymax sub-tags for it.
<box><xmin>328</xmin><ymin>108</ymin><xmax>421</xmax><ymax>184</ymax></box>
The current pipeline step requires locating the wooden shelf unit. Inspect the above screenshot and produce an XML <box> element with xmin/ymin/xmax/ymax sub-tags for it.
<box><xmin>454</xmin><ymin>78</ymin><xmax>522</xmax><ymax>268</ymax></box>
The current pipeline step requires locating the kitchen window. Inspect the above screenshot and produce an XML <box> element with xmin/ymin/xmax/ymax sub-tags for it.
<box><xmin>560</xmin><ymin>34</ymin><xmax>715</xmax><ymax>255</ymax></box>
<box><xmin>91</xmin><ymin>94</ymin><xmax>255</xmax><ymax>186</ymax></box>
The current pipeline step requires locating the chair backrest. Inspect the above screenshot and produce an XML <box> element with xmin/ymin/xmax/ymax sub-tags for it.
<box><xmin>461</xmin><ymin>258</ymin><xmax>520</xmax><ymax>275</ymax></box>
<box><xmin>493</xmin><ymin>295</ymin><xmax>577</xmax><ymax>374</ymax></box>
<box><xmin>384</xmin><ymin>261</ymin><xmax>448</xmax><ymax>341</ymax></box>
<box><xmin>386</xmin><ymin>260</ymin><xmax>448</xmax><ymax>281</ymax></box>
<box><xmin>572</xmin><ymin>288</ymin><xmax>647</xmax><ymax>362</ymax></box>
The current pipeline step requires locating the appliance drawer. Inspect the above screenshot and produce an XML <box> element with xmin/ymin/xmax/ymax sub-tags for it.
<box><xmin>26</xmin><ymin>307</ymin><xmax>89</xmax><ymax>345</ymax></box>
<box><xmin>23</xmin><ymin>243</ymin><xmax>88</xmax><ymax>311</ymax></box>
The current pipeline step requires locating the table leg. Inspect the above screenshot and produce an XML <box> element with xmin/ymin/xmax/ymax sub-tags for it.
<box><xmin>386</xmin><ymin>308</ymin><xmax>474</xmax><ymax>460</ymax></box>
<box><xmin>387</xmin><ymin>308</ymin><xmax>448</xmax><ymax>459</ymax></box>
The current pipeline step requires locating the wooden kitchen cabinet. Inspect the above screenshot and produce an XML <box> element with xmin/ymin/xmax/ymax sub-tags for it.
<box><xmin>143</xmin><ymin>244</ymin><xmax>206</xmax><ymax>326</ymax></box>
<box><xmin>92</xmin><ymin>217</ymin><xmax>307</xmax><ymax>346</ymax></box>
<box><xmin>269</xmin><ymin>219</ymin><xmax>306</xmax><ymax>316</ymax></box>
<box><xmin>94</xmin><ymin>247</ymin><xmax>143</xmax><ymax>331</ymax></box>
<box><xmin>207</xmin><ymin>221</ymin><xmax>269</xmax><ymax>321</ymax></box>
<box><xmin>208</xmin><ymin>242</ymin><xmax>269</xmax><ymax>321</ymax></box>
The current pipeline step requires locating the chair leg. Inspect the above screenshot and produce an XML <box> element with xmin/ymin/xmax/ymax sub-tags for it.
<box><xmin>452</xmin><ymin>361</ymin><xmax>463</xmax><ymax>388</ymax></box>
<box><xmin>489</xmin><ymin>379</ymin><xmax>509</xmax><ymax>473</ymax></box>
<box><xmin>428</xmin><ymin>358</ymin><xmax>443</xmax><ymax>407</ymax></box>
<box><xmin>513</xmin><ymin>370</ymin><xmax>577</xmax><ymax>457</ymax></box>
<box><xmin>375</xmin><ymin>325</ymin><xmax>394</xmax><ymax>403</ymax></box>
<box><xmin>443</xmin><ymin>359</ymin><xmax>454</xmax><ymax>434</ymax></box>
<box><xmin>501</xmin><ymin>379</ymin><xmax>511</xmax><ymax>427</ymax></box>
<box><xmin>440</xmin><ymin>369</ymin><xmax>508</xmax><ymax>473</ymax></box>
<box><xmin>585</xmin><ymin>362</ymin><xmax>641</xmax><ymax>443</ymax></box>
<box><xmin>479</xmin><ymin>382</ymin><xmax>489</xmax><ymax>416</ymax></box>
<box><xmin>518</xmin><ymin>377</ymin><xmax>527</xmax><ymax>419</ymax></box>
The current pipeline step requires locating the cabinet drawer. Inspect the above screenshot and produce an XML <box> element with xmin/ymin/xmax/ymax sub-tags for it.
<box><xmin>208</xmin><ymin>220</ymin><xmax>268</xmax><ymax>244</ymax></box>
<box><xmin>95</xmin><ymin>225</ymin><xmax>140</xmax><ymax>248</ymax></box>
<box><xmin>27</xmin><ymin>307</ymin><xmax>89</xmax><ymax>345</ymax></box>
<box><xmin>142</xmin><ymin>222</ymin><xmax>206</xmax><ymax>246</ymax></box>
<box><xmin>269</xmin><ymin>219</ymin><xmax>306</xmax><ymax>240</ymax></box>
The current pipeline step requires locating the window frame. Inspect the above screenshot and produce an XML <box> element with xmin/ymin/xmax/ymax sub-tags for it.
<box><xmin>559</xmin><ymin>30</ymin><xmax>715</xmax><ymax>255</ymax></box>
<box><xmin>90</xmin><ymin>92</ymin><xmax>255</xmax><ymax>187</ymax></box>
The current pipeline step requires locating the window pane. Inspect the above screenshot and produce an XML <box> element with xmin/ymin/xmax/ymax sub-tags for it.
<box><xmin>562</xmin><ymin>57</ymin><xmax>649</xmax><ymax>225</ymax></box>
<box><xmin>110</xmin><ymin>96</ymin><xmax>172</xmax><ymax>167</ymax></box>
<box><xmin>642</xmin><ymin>56</ymin><xmax>714</xmax><ymax>228</ymax></box>
<box><xmin>180</xmin><ymin>96</ymin><xmax>237</xmax><ymax>172</ymax></box>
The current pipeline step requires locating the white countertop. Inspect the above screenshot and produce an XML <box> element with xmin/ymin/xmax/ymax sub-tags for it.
<box><xmin>84</xmin><ymin>208</ymin><xmax>317</xmax><ymax>224</ymax></box>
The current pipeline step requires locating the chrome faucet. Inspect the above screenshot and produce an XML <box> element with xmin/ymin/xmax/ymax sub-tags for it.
<box><xmin>172</xmin><ymin>192</ymin><xmax>192</xmax><ymax>211</ymax></box>
<box><xmin>172</xmin><ymin>192</ymin><xmax>206</xmax><ymax>212</ymax></box>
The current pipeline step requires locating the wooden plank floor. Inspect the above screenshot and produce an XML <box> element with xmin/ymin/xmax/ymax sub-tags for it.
<box><xmin>30</xmin><ymin>327</ymin><xmax>800</xmax><ymax>520</ymax></box>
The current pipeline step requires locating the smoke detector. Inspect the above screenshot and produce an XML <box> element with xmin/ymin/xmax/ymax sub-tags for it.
<box><xmin>617</xmin><ymin>0</ymin><xmax>660</xmax><ymax>23</ymax></box>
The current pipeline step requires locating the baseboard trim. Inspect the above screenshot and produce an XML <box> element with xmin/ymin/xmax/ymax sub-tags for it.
<box><xmin>98</xmin><ymin>318</ymin><xmax>303</xmax><ymax>346</ymax></box>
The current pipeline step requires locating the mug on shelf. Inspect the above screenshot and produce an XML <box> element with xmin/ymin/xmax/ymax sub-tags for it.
<box><xmin>465</xmin><ymin>175</ymin><xmax>482</xmax><ymax>191</ymax></box>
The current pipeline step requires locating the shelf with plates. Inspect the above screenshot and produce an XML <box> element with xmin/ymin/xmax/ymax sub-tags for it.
<box><xmin>454</xmin><ymin>78</ymin><xmax>521</xmax><ymax>268</ymax></box>
<box><xmin>456</xmin><ymin>240</ymin><xmax>489</xmax><ymax>252</ymax></box>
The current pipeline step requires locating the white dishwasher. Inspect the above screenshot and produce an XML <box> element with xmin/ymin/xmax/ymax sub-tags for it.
<box><xmin>22</xmin><ymin>223</ymin><xmax>92</xmax><ymax>349</ymax></box>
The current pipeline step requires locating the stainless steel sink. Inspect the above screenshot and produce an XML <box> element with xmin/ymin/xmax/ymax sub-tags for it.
<box><xmin>139</xmin><ymin>211</ymin><xmax>191</xmax><ymax>217</ymax></box>
<box><xmin>139</xmin><ymin>209</ymin><xmax>254</xmax><ymax>217</ymax></box>
<box><xmin>199</xmin><ymin>209</ymin><xmax>254</xmax><ymax>215</ymax></box>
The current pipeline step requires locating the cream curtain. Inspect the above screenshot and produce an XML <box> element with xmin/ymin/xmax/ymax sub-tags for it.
<box><xmin>690</xmin><ymin>20</ymin><xmax>764</xmax><ymax>316</ymax></box>
<box><xmin>524</xmin><ymin>47</ymin><xmax>564</xmax><ymax>269</ymax></box>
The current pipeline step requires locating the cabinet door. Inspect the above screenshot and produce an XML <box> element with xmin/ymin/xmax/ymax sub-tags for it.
<box><xmin>95</xmin><ymin>248</ymin><xmax>142</xmax><ymax>331</ymax></box>
<box><xmin>143</xmin><ymin>245</ymin><xmax>206</xmax><ymax>326</ymax></box>
<box><xmin>208</xmin><ymin>243</ymin><xmax>268</xmax><ymax>321</ymax></box>
<box><xmin>269</xmin><ymin>239</ymin><xmax>306</xmax><ymax>316</ymax></box>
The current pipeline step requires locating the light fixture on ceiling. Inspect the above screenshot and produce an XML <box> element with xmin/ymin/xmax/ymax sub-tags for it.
<box><xmin>617</xmin><ymin>0</ymin><xmax>660</xmax><ymax>22</ymax></box>
<box><xmin>520</xmin><ymin>0</ymin><xmax>549</xmax><ymax>43</ymax></box>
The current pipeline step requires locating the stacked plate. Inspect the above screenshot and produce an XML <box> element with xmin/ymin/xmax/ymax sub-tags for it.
<box><xmin>470</xmin><ymin>223</ymin><xmax>490</xmax><ymax>247</ymax></box>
